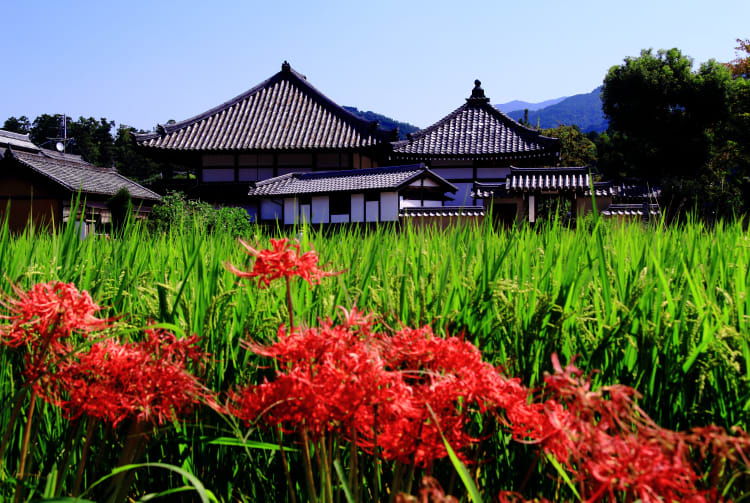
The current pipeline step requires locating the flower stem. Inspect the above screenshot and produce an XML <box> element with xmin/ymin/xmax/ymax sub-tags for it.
<box><xmin>276</xmin><ymin>426</ymin><xmax>298</xmax><ymax>503</ymax></box>
<box><xmin>348</xmin><ymin>424</ymin><xmax>358</xmax><ymax>503</ymax></box>
<box><xmin>0</xmin><ymin>388</ymin><xmax>26</xmax><ymax>465</ymax></box>
<box><xmin>15</xmin><ymin>389</ymin><xmax>38</xmax><ymax>503</ymax></box>
<box><xmin>73</xmin><ymin>418</ymin><xmax>98</xmax><ymax>496</ymax></box>
<box><xmin>301</xmin><ymin>428</ymin><xmax>317</xmax><ymax>503</ymax></box>
<box><xmin>320</xmin><ymin>433</ymin><xmax>333</xmax><ymax>503</ymax></box>
<box><xmin>285</xmin><ymin>276</ymin><xmax>295</xmax><ymax>329</ymax></box>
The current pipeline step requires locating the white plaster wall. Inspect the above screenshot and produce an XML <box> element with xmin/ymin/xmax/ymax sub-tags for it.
<box><xmin>331</xmin><ymin>214</ymin><xmax>349</xmax><ymax>224</ymax></box>
<box><xmin>400</xmin><ymin>198</ymin><xmax>443</xmax><ymax>208</ymax></box>
<box><xmin>283</xmin><ymin>198</ymin><xmax>297</xmax><ymax>225</ymax></box>
<box><xmin>380</xmin><ymin>192</ymin><xmax>399</xmax><ymax>221</ymax></box>
<box><xmin>311</xmin><ymin>196</ymin><xmax>329</xmax><ymax>224</ymax></box>
<box><xmin>351</xmin><ymin>194</ymin><xmax>364</xmax><ymax>222</ymax></box>
<box><xmin>261</xmin><ymin>199</ymin><xmax>282</xmax><ymax>221</ymax></box>
<box><xmin>365</xmin><ymin>201</ymin><xmax>379</xmax><ymax>222</ymax></box>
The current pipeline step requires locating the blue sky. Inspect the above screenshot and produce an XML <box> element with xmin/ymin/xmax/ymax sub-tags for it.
<box><xmin>1</xmin><ymin>0</ymin><xmax>748</xmax><ymax>131</ymax></box>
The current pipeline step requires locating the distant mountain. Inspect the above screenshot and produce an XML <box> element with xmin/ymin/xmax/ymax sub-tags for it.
<box><xmin>495</xmin><ymin>97</ymin><xmax>566</xmax><ymax>113</ymax></box>
<box><xmin>343</xmin><ymin>106</ymin><xmax>420</xmax><ymax>140</ymax></box>
<box><xmin>502</xmin><ymin>87</ymin><xmax>608</xmax><ymax>133</ymax></box>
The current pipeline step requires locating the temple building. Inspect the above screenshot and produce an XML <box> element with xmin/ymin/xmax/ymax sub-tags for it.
<box><xmin>136</xmin><ymin>61</ymin><xmax>396</xmax><ymax>221</ymax></box>
<box><xmin>136</xmin><ymin>64</ymin><xmax>658</xmax><ymax>226</ymax></box>
<box><xmin>388</xmin><ymin>80</ymin><xmax>561</xmax><ymax>209</ymax></box>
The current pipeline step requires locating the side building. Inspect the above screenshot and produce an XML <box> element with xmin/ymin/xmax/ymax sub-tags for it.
<box><xmin>136</xmin><ymin>61</ymin><xmax>396</xmax><ymax>222</ymax></box>
<box><xmin>0</xmin><ymin>129</ymin><xmax>161</xmax><ymax>235</ymax></box>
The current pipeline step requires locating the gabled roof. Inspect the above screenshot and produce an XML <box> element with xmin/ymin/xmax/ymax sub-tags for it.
<box><xmin>248</xmin><ymin>164</ymin><xmax>457</xmax><ymax>198</ymax></box>
<box><xmin>136</xmin><ymin>62</ymin><xmax>392</xmax><ymax>151</ymax></box>
<box><xmin>5</xmin><ymin>148</ymin><xmax>161</xmax><ymax>201</ymax></box>
<box><xmin>0</xmin><ymin>129</ymin><xmax>39</xmax><ymax>153</ymax></box>
<box><xmin>392</xmin><ymin>81</ymin><xmax>560</xmax><ymax>161</ymax></box>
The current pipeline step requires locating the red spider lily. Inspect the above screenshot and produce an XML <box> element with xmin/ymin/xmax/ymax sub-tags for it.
<box><xmin>229</xmin><ymin>310</ymin><xmax>524</xmax><ymax>467</ymax></box>
<box><xmin>0</xmin><ymin>281</ymin><xmax>110</xmax><ymax>385</ymax></box>
<box><xmin>45</xmin><ymin>328</ymin><xmax>212</xmax><ymax>428</ymax></box>
<box><xmin>510</xmin><ymin>353</ymin><xmax>750</xmax><ymax>503</ymax></box>
<box><xmin>0</xmin><ymin>281</ymin><xmax>108</xmax><ymax>351</ymax></box>
<box><xmin>226</xmin><ymin>238</ymin><xmax>340</xmax><ymax>288</ymax></box>
<box><xmin>227</xmin><ymin>319</ymin><xmax>404</xmax><ymax>438</ymax></box>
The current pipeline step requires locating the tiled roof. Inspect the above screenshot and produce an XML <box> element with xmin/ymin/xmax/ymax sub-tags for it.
<box><xmin>7</xmin><ymin>149</ymin><xmax>161</xmax><ymax>201</ymax></box>
<box><xmin>392</xmin><ymin>81</ymin><xmax>560</xmax><ymax>160</ymax></box>
<box><xmin>611</xmin><ymin>181</ymin><xmax>661</xmax><ymax>202</ymax></box>
<box><xmin>472</xmin><ymin>182</ymin><xmax>506</xmax><ymax>199</ymax></box>
<box><xmin>400</xmin><ymin>206</ymin><xmax>485</xmax><ymax>218</ymax></box>
<box><xmin>505</xmin><ymin>167</ymin><xmax>590</xmax><ymax>193</ymax></box>
<box><xmin>136</xmin><ymin>62</ymin><xmax>391</xmax><ymax>151</ymax></box>
<box><xmin>0</xmin><ymin>129</ymin><xmax>39</xmax><ymax>153</ymax></box>
<box><xmin>602</xmin><ymin>203</ymin><xmax>660</xmax><ymax>217</ymax></box>
<box><xmin>248</xmin><ymin>164</ymin><xmax>456</xmax><ymax>197</ymax></box>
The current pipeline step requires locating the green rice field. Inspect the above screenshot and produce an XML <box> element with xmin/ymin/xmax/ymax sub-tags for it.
<box><xmin>1</xmin><ymin>211</ymin><xmax>749</xmax><ymax>501</ymax></box>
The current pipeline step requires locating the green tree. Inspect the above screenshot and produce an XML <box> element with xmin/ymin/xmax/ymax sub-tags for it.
<box><xmin>726</xmin><ymin>38</ymin><xmax>750</xmax><ymax>78</ymax></box>
<box><xmin>602</xmin><ymin>48</ymin><xmax>735</xmax><ymax>180</ymax></box>
<box><xmin>68</xmin><ymin>117</ymin><xmax>115</xmax><ymax>167</ymax></box>
<box><xmin>541</xmin><ymin>125</ymin><xmax>597</xmax><ymax>167</ymax></box>
<box><xmin>113</xmin><ymin>125</ymin><xmax>163</xmax><ymax>183</ymax></box>
<box><xmin>29</xmin><ymin>114</ymin><xmax>69</xmax><ymax>147</ymax></box>
<box><xmin>2</xmin><ymin>116</ymin><xmax>31</xmax><ymax>134</ymax></box>
<box><xmin>106</xmin><ymin>187</ymin><xmax>132</xmax><ymax>233</ymax></box>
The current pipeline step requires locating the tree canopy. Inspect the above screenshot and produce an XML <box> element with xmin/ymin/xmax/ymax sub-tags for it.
<box><xmin>601</xmin><ymin>48</ymin><xmax>735</xmax><ymax>180</ymax></box>
<box><xmin>541</xmin><ymin>125</ymin><xmax>597</xmax><ymax>167</ymax></box>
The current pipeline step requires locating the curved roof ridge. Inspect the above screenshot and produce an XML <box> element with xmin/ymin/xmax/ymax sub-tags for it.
<box><xmin>137</xmin><ymin>62</ymin><xmax>391</xmax><ymax>145</ymax></box>
<box><xmin>403</xmin><ymin>100</ymin><xmax>558</xmax><ymax>146</ymax></box>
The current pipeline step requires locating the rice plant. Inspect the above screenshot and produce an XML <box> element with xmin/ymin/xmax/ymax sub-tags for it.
<box><xmin>1</xmin><ymin>205</ymin><xmax>749</xmax><ymax>501</ymax></box>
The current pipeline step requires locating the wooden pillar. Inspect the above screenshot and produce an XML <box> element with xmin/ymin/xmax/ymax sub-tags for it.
<box><xmin>528</xmin><ymin>194</ymin><xmax>536</xmax><ymax>223</ymax></box>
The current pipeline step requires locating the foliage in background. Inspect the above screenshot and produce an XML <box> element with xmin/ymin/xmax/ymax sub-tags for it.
<box><xmin>600</xmin><ymin>46</ymin><xmax>750</xmax><ymax>219</ymax></box>
<box><xmin>148</xmin><ymin>191</ymin><xmax>252</xmax><ymax>235</ymax></box>
<box><xmin>541</xmin><ymin>125</ymin><xmax>597</xmax><ymax>167</ymax></box>
<box><xmin>106</xmin><ymin>188</ymin><xmax>132</xmax><ymax>233</ymax></box>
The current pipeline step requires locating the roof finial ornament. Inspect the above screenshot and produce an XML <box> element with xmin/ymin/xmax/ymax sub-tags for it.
<box><xmin>281</xmin><ymin>60</ymin><xmax>291</xmax><ymax>72</ymax></box>
<box><xmin>468</xmin><ymin>79</ymin><xmax>490</xmax><ymax>103</ymax></box>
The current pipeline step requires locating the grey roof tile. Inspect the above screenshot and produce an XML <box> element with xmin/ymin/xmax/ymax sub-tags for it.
<box><xmin>0</xmin><ymin>129</ymin><xmax>39</xmax><ymax>153</ymax></box>
<box><xmin>248</xmin><ymin>164</ymin><xmax>456</xmax><ymax>197</ymax></box>
<box><xmin>392</xmin><ymin>81</ymin><xmax>560</xmax><ymax>160</ymax></box>
<box><xmin>9</xmin><ymin>149</ymin><xmax>160</xmax><ymax>201</ymax></box>
<box><xmin>136</xmin><ymin>62</ymin><xmax>391</xmax><ymax>151</ymax></box>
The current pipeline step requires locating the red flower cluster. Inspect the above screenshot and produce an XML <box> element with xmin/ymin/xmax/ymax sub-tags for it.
<box><xmin>49</xmin><ymin>327</ymin><xmax>212</xmax><ymax>427</ymax></box>
<box><xmin>226</xmin><ymin>307</ymin><xmax>524</xmax><ymax>467</ymax></box>
<box><xmin>1</xmin><ymin>282</ymin><xmax>212</xmax><ymax>428</ymax></box>
<box><xmin>227</xmin><ymin>238</ymin><xmax>339</xmax><ymax>288</ymax></box>
<box><xmin>507</xmin><ymin>354</ymin><xmax>750</xmax><ymax>503</ymax></box>
<box><xmin>0</xmin><ymin>281</ymin><xmax>109</xmax><ymax>385</ymax></box>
